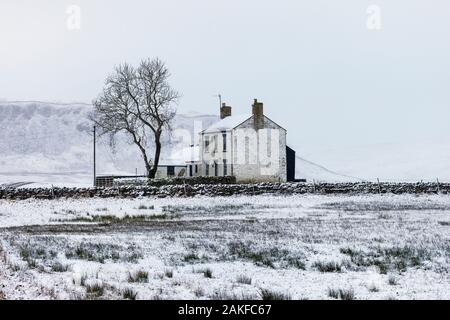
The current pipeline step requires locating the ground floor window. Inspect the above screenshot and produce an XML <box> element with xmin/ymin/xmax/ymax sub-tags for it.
<box><xmin>223</xmin><ymin>159</ymin><xmax>227</xmax><ymax>176</ymax></box>
<box><xmin>205</xmin><ymin>163</ymin><xmax>209</xmax><ymax>176</ymax></box>
<box><xmin>214</xmin><ymin>161</ymin><xmax>218</xmax><ymax>176</ymax></box>
<box><xmin>167</xmin><ymin>166</ymin><xmax>175</xmax><ymax>176</ymax></box>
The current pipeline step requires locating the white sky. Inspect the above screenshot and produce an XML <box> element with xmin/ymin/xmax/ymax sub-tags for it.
<box><xmin>1</xmin><ymin>0</ymin><xmax>449</xmax><ymax>151</ymax></box>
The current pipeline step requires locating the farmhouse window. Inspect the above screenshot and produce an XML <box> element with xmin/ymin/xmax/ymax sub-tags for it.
<box><xmin>167</xmin><ymin>166</ymin><xmax>175</xmax><ymax>177</ymax></box>
<box><xmin>204</xmin><ymin>136</ymin><xmax>210</xmax><ymax>153</ymax></box>
<box><xmin>223</xmin><ymin>159</ymin><xmax>227</xmax><ymax>176</ymax></box>
<box><xmin>222</xmin><ymin>132</ymin><xmax>227</xmax><ymax>152</ymax></box>
<box><xmin>212</xmin><ymin>135</ymin><xmax>218</xmax><ymax>154</ymax></box>
<box><xmin>245</xmin><ymin>136</ymin><xmax>250</xmax><ymax>164</ymax></box>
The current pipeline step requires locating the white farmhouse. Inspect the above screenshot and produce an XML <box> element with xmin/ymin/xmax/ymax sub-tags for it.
<box><xmin>186</xmin><ymin>99</ymin><xmax>296</xmax><ymax>183</ymax></box>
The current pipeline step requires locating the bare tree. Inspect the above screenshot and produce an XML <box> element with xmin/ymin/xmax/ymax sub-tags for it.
<box><xmin>92</xmin><ymin>58</ymin><xmax>179</xmax><ymax>178</ymax></box>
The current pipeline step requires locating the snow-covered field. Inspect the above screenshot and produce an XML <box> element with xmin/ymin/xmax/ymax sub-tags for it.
<box><xmin>0</xmin><ymin>194</ymin><xmax>449</xmax><ymax>300</ymax></box>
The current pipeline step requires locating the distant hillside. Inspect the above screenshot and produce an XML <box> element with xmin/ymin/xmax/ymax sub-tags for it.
<box><xmin>0</xmin><ymin>101</ymin><xmax>218</xmax><ymax>178</ymax></box>
<box><xmin>295</xmin><ymin>156</ymin><xmax>361</xmax><ymax>183</ymax></box>
<box><xmin>300</xmin><ymin>142</ymin><xmax>450</xmax><ymax>183</ymax></box>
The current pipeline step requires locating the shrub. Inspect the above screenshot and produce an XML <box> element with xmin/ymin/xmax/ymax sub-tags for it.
<box><xmin>65</xmin><ymin>242</ymin><xmax>142</xmax><ymax>264</ymax></box>
<box><xmin>388</xmin><ymin>275</ymin><xmax>398</xmax><ymax>286</ymax></box>
<box><xmin>203</xmin><ymin>268</ymin><xmax>213</xmax><ymax>278</ymax></box>
<box><xmin>128</xmin><ymin>270</ymin><xmax>148</xmax><ymax>283</ymax></box>
<box><xmin>259</xmin><ymin>288</ymin><xmax>291</xmax><ymax>300</ymax></box>
<box><xmin>9</xmin><ymin>262</ymin><xmax>22</xmax><ymax>272</ymax></box>
<box><xmin>228</xmin><ymin>241</ymin><xmax>306</xmax><ymax>270</ymax></box>
<box><xmin>328</xmin><ymin>288</ymin><xmax>340</xmax><ymax>299</ymax></box>
<box><xmin>183</xmin><ymin>253</ymin><xmax>200</xmax><ymax>263</ymax></box>
<box><xmin>210</xmin><ymin>290</ymin><xmax>258</xmax><ymax>300</ymax></box>
<box><xmin>328</xmin><ymin>288</ymin><xmax>355</xmax><ymax>300</ymax></box>
<box><xmin>368</xmin><ymin>283</ymin><xmax>379</xmax><ymax>292</ymax></box>
<box><xmin>122</xmin><ymin>288</ymin><xmax>138</xmax><ymax>300</ymax></box>
<box><xmin>286</xmin><ymin>257</ymin><xmax>306</xmax><ymax>270</ymax></box>
<box><xmin>236</xmin><ymin>275</ymin><xmax>252</xmax><ymax>285</ymax></box>
<box><xmin>85</xmin><ymin>282</ymin><xmax>104</xmax><ymax>298</ymax></box>
<box><xmin>51</xmin><ymin>262</ymin><xmax>69</xmax><ymax>272</ymax></box>
<box><xmin>194</xmin><ymin>287</ymin><xmax>204</xmax><ymax>298</ymax></box>
<box><xmin>313</xmin><ymin>261</ymin><xmax>343</xmax><ymax>273</ymax></box>
<box><xmin>26</xmin><ymin>258</ymin><xmax>38</xmax><ymax>269</ymax></box>
<box><xmin>340</xmin><ymin>245</ymin><xmax>431</xmax><ymax>273</ymax></box>
<box><xmin>165</xmin><ymin>269</ymin><xmax>173</xmax><ymax>278</ymax></box>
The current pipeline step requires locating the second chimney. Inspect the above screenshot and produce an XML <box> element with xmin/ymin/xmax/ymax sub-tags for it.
<box><xmin>220</xmin><ymin>103</ymin><xmax>232</xmax><ymax>119</ymax></box>
<box><xmin>252</xmin><ymin>99</ymin><xmax>264</xmax><ymax>130</ymax></box>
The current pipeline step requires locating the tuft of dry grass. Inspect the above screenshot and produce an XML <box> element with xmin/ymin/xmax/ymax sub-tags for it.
<box><xmin>259</xmin><ymin>288</ymin><xmax>291</xmax><ymax>300</ymax></box>
<box><xmin>128</xmin><ymin>270</ymin><xmax>148</xmax><ymax>283</ymax></box>
<box><xmin>328</xmin><ymin>288</ymin><xmax>355</xmax><ymax>300</ymax></box>
<box><xmin>236</xmin><ymin>275</ymin><xmax>252</xmax><ymax>285</ymax></box>
<box><xmin>122</xmin><ymin>287</ymin><xmax>137</xmax><ymax>300</ymax></box>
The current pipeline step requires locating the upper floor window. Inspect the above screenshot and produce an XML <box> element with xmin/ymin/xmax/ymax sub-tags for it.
<box><xmin>222</xmin><ymin>131</ymin><xmax>227</xmax><ymax>152</ymax></box>
<box><xmin>212</xmin><ymin>135</ymin><xmax>218</xmax><ymax>154</ymax></box>
<box><xmin>204</xmin><ymin>136</ymin><xmax>210</xmax><ymax>153</ymax></box>
<box><xmin>245</xmin><ymin>136</ymin><xmax>250</xmax><ymax>164</ymax></box>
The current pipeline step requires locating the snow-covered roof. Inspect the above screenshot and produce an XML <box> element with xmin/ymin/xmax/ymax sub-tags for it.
<box><xmin>166</xmin><ymin>145</ymin><xmax>200</xmax><ymax>163</ymax></box>
<box><xmin>202</xmin><ymin>114</ymin><xmax>251</xmax><ymax>133</ymax></box>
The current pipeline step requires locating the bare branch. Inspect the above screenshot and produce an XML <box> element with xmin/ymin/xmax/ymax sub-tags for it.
<box><xmin>91</xmin><ymin>57</ymin><xmax>179</xmax><ymax>178</ymax></box>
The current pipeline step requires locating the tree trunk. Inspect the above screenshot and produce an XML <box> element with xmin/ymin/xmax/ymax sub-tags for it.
<box><xmin>129</xmin><ymin>132</ymin><xmax>153</xmax><ymax>179</ymax></box>
<box><xmin>148</xmin><ymin>131</ymin><xmax>162</xmax><ymax>179</ymax></box>
<box><xmin>138</xmin><ymin>146</ymin><xmax>152</xmax><ymax>179</ymax></box>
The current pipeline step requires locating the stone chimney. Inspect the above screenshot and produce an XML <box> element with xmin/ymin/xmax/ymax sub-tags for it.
<box><xmin>252</xmin><ymin>99</ymin><xmax>264</xmax><ymax>130</ymax></box>
<box><xmin>220</xmin><ymin>103</ymin><xmax>232</xmax><ymax>119</ymax></box>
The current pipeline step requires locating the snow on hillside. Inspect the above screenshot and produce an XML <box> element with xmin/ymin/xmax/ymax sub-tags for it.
<box><xmin>0</xmin><ymin>101</ymin><xmax>218</xmax><ymax>185</ymax></box>
<box><xmin>300</xmin><ymin>142</ymin><xmax>450</xmax><ymax>183</ymax></box>
<box><xmin>295</xmin><ymin>156</ymin><xmax>361</xmax><ymax>183</ymax></box>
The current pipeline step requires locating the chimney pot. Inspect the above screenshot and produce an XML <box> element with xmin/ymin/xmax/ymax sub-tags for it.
<box><xmin>252</xmin><ymin>99</ymin><xmax>264</xmax><ymax>130</ymax></box>
<box><xmin>220</xmin><ymin>103</ymin><xmax>232</xmax><ymax>119</ymax></box>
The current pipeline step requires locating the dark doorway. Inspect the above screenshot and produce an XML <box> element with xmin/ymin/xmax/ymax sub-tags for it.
<box><xmin>286</xmin><ymin>146</ymin><xmax>296</xmax><ymax>182</ymax></box>
<box><xmin>167</xmin><ymin>166</ymin><xmax>175</xmax><ymax>177</ymax></box>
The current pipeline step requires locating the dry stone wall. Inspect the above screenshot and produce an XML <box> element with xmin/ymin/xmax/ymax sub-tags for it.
<box><xmin>0</xmin><ymin>182</ymin><xmax>448</xmax><ymax>200</ymax></box>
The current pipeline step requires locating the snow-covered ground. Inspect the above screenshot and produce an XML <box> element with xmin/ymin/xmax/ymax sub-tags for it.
<box><xmin>1</xmin><ymin>194</ymin><xmax>449</xmax><ymax>300</ymax></box>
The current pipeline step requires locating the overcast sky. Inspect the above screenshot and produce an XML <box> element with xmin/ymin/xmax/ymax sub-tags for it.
<box><xmin>1</xmin><ymin>0</ymin><xmax>449</xmax><ymax>151</ymax></box>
